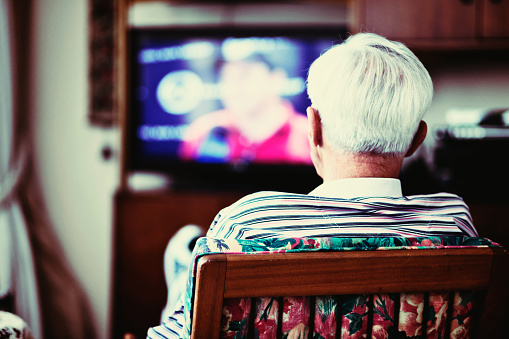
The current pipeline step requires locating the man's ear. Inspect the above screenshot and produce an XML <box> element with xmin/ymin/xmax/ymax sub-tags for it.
<box><xmin>307</xmin><ymin>107</ymin><xmax>323</xmax><ymax>147</ymax></box>
<box><xmin>405</xmin><ymin>120</ymin><xmax>427</xmax><ymax>157</ymax></box>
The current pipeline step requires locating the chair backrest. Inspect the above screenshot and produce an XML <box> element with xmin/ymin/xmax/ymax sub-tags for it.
<box><xmin>188</xmin><ymin>237</ymin><xmax>509</xmax><ymax>338</ymax></box>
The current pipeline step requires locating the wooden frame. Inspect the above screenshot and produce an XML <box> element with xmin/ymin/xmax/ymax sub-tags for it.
<box><xmin>192</xmin><ymin>247</ymin><xmax>509</xmax><ymax>338</ymax></box>
<box><xmin>89</xmin><ymin>0</ymin><xmax>117</xmax><ymax>127</ymax></box>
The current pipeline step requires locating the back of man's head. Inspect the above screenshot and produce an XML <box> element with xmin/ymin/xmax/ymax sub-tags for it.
<box><xmin>307</xmin><ymin>33</ymin><xmax>433</xmax><ymax>156</ymax></box>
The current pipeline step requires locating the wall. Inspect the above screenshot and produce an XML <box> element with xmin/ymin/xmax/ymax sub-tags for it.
<box><xmin>32</xmin><ymin>0</ymin><xmax>119</xmax><ymax>338</ymax></box>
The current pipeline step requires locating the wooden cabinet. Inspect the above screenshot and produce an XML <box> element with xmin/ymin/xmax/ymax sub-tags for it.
<box><xmin>483</xmin><ymin>0</ymin><xmax>509</xmax><ymax>37</ymax></box>
<box><xmin>354</xmin><ymin>0</ymin><xmax>477</xmax><ymax>39</ymax></box>
<box><xmin>111</xmin><ymin>189</ymin><xmax>243</xmax><ymax>339</ymax></box>
<box><xmin>349</xmin><ymin>0</ymin><xmax>509</xmax><ymax>48</ymax></box>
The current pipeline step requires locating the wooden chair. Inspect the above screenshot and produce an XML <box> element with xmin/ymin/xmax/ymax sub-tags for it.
<box><xmin>190</xmin><ymin>239</ymin><xmax>509</xmax><ymax>338</ymax></box>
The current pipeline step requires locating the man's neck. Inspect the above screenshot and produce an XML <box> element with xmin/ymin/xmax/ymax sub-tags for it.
<box><xmin>321</xmin><ymin>149</ymin><xmax>404</xmax><ymax>181</ymax></box>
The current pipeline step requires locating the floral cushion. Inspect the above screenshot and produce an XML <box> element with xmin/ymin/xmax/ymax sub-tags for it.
<box><xmin>182</xmin><ymin>236</ymin><xmax>500</xmax><ymax>338</ymax></box>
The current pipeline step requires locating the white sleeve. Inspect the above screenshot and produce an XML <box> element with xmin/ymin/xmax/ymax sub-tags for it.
<box><xmin>206</xmin><ymin>207</ymin><xmax>230</xmax><ymax>237</ymax></box>
<box><xmin>147</xmin><ymin>294</ymin><xmax>185</xmax><ymax>339</ymax></box>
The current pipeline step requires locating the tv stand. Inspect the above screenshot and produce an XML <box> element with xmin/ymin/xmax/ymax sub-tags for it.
<box><xmin>111</xmin><ymin>188</ymin><xmax>244</xmax><ymax>339</ymax></box>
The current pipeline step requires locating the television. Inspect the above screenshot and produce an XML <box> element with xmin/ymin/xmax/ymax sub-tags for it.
<box><xmin>127</xmin><ymin>27</ymin><xmax>346</xmax><ymax>192</ymax></box>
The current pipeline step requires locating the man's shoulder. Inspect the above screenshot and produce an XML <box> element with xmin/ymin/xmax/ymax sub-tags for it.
<box><xmin>404</xmin><ymin>192</ymin><xmax>468</xmax><ymax>204</ymax></box>
<box><xmin>232</xmin><ymin>190</ymin><xmax>311</xmax><ymax>205</ymax></box>
<box><xmin>404</xmin><ymin>192</ymin><xmax>477</xmax><ymax>236</ymax></box>
<box><xmin>231</xmin><ymin>191</ymin><xmax>468</xmax><ymax>203</ymax></box>
<box><xmin>220</xmin><ymin>190</ymin><xmax>331</xmax><ymax>214</ymax></box>
<box><xmin>209</xmin><ymin>191</ymin><xmax>314</xmax><ymax>236</ymax></box>
<box><xmin>223</xmin><ymin>191</ymin><xmax>471</xmax><ymax>214</ymax></box>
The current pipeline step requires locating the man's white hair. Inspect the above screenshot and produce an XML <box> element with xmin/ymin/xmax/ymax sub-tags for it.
<box><xmin>307</xmin><ymin>33</ymin><xmax>433</xmax><ymax>156</ymax></box>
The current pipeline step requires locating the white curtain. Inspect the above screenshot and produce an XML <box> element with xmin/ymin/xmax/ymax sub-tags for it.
<box><xmin>0</xmin><ymin>0</ymin><xmax>42</xmax><ymax>338</ymax></box>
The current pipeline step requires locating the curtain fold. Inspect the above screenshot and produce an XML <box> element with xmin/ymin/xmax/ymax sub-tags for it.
<box><xmin>2</xmin><ymin>0</ymin><xmax>100</xmax><ymax>337</ymax></box>
<box><xmin>0</xmin><ymin>0</ymin><xmax>42</xmax><ymax>338</ymax></box>
<box><xmin>0</xmin><ymin>0</ymin><xmax>14</xmax><ymax>308</ymax></box>
<box><xmin>7</xmin><ymin>202</ymin><xmax>42</xmax><ymax>338</ymax></box>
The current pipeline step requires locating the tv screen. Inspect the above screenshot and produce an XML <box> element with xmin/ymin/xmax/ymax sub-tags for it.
<box><xmin>128</xmin><ymin>27</ymin><xmax>345</xmax><ymax>190</ymax></box>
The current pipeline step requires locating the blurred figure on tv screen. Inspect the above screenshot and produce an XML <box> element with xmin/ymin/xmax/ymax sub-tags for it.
<box><xmin>179</xmin><ymin>54</ymin><xmax>311</xmax><ymax>165</ymax></box>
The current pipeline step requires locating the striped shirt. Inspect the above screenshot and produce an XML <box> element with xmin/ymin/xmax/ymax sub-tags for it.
<box><xmin>207</xmin><ymin>191</ymin><xmax>477</xmax><ymax>239</ymax></box>
<box><xmin>147</xmin><ymin>179</ymin><xmax>477</xmax><ymax>338</ymax></box>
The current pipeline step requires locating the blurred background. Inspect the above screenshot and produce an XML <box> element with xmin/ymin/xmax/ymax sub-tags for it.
<box><xmin>1</xmin><ymin>0</ymin><xmax>508</xmax><ymax>339</ymax></box>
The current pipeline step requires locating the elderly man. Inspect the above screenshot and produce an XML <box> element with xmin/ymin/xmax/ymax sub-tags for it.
<box><xmin>148</xmin><ymin>32</ymin><xmax>477</xmax><ymax>339</ymax></box>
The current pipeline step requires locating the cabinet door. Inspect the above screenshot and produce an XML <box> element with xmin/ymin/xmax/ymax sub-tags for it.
<box><xmin>482</xmin><ymin>0</ymin><xmax>509</xmax><ymax>37</ymax></box>
<box><xmin>359</xmin><ymin>0</ymin><xmax>477</xmax><ymax>39</ymax></box>
<box><xmin>112</xmin><ymin>190</ymin><xmax>243</xmax><ymax>339</ymax></box>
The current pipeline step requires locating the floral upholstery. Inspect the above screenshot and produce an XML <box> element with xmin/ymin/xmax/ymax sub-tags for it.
<box><xmin>182</xmin><ymin>236</ymin><xmax>500</xmax><ymax>338</ymax></box>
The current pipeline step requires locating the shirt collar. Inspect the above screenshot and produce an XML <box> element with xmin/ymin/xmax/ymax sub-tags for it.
<box><xmin>308</xmin><ymin>178</ymin><xmax>403</xmax><ymax>199</ymax></box>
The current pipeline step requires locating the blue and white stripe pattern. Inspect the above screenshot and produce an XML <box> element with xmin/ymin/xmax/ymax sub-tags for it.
<box><xmin>208</xmin><ymin>191</ymin><xmax>477</xmax><ymax>239</ymax></box>
<box><xmin>147</xmin><ymin>190</ymin><xmax>477</xmax><ymax>339</ymax></box>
